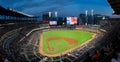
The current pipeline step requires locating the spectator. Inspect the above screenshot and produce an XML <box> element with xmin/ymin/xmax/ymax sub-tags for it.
<box><xmin>111</xmin><ymin>53</ymin><xmax>120</xmax><ymax>62</ymax></box>
<box><xmin>83</xmin><ymin>53</ymin><xmax>92</xmax><ymax>62</ymax></box>
<box><xmin>100</xmin><ymin>48</ymin><xmax>105</xmax><ymax>57</ymax></box>
<box><xmin>92</xmin><ymin>50</ymin><xmax>100</xmax><ymax>62</ymax></box>
<box><xmin>4</xmin><ymin>58</ymin><xmax>9</xmax><ymax>62</ymax></box>
<box><xmin>0</xmin><ymin>54</ymin><xmax>4</xmax><ymax>62</ymax></box>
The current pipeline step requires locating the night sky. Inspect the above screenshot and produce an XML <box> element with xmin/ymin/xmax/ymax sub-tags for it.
<box><xmin>0</xmin><ymin>0</ymin><xmax>113</xmax><ymax>17</ymax></box>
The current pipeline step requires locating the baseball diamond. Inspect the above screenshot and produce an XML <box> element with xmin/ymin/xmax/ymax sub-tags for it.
<box><xmin>39</xmin><ymin>30</ymin><xmax>96</xmax><ymax>57</ymax></box>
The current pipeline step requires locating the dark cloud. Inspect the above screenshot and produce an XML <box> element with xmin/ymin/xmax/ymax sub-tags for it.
<box><xmin>0</xmin><ymin>0</ymin><xmax>112</xmax><ymax>16</ymax></box>
<box><xmin>0</xmin><ymin>0</ymin><xmax>25</xmax><ymax>8</ymax></box>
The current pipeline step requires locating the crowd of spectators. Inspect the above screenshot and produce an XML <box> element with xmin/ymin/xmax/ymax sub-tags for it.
<box><xmin>0</xmin><ymin>23</ymin><xmax>120</xmax><ymax>62</ymax></box>
<box><xmin>0</xmin><ymin>23</ymin><xmax>41</xmax><ymax>62</ymax></box>
<box><xmin>0</xmin><ymin>25</ymin><xmax>105</xmax><ymax>62</ymax></box>
<box><xmin>82</xmin><ymin>24</ymin><xmax>120</xmax><ymax>62</ymax></box>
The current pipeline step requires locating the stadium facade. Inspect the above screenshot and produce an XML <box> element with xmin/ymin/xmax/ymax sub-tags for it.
<box><xmin>0</xmin><ymin>6</ymin><xmax>38</xmax><ymax>23</ymax></box>
<box><xmin>107</xmin><ymin>0</ymin><xmax>120</xmax><ymax>14</ymax></box>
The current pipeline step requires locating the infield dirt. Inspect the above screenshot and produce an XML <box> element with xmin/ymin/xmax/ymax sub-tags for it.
<box><xmin>39</xmin><ymin>30</ymin><xmax>96</xmax><ymax>57</ymax></box>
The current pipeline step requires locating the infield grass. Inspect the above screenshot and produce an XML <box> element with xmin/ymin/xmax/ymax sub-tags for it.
<box><xmin>42</xmin><ymin>30</ymin><xmax>94</xmax><ymax>54</ymax></box>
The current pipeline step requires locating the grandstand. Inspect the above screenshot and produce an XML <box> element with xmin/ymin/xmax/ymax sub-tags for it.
<box><xmin>107</xmin><ymin>0</ymin><xmax>120</xmax><ymax>14</ymax></box>
<box><xmin>0</xmin><ymin>21</ymin><xmax>109</xmax><ymax>62</ymax></box>
<box><xmin>0</xmin><ymin>6</ymin><xmax>38</xmax><ymax>23</ymax></box>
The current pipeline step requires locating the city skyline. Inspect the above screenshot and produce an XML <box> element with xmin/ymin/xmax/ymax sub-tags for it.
<box><xmin>0</xmin><ymin>0</ymin><xmax>113</xmax><ymax>17</ymax></box>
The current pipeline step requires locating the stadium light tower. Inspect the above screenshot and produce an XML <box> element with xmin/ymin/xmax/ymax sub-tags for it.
<box><xmin>91</xmin><ymin>9</ymin><xmax>94</xmax><ymax>24</ymax></box>
<box><xmin>85</xmin><ymin>10</ymin><xmax>88</xmax><ymax>26</ymax></box>
<box><xmin>55</xmin><ymin>11</ymin><xmax>58</xmax><ymax>17</ymax></box>
<box><xmin>91</xmin><ymin>9</ymin><xmax>94</xmax><ymax>16</ymax></box>
<box><xmin>49</xmin><ymin>11</ymin><xmax>52</xmax><ymax>18</ymax></box>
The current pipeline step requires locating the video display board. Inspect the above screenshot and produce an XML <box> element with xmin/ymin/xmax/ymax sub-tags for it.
<box><xmin>49</xmin><ymin>21</ymin><xmax>57</xmax><ymax>25</ymax></box>
<box><xmin>67</xmin><ymin>17</ymin><xmax>77</xmax><ymax>25</ymax></box>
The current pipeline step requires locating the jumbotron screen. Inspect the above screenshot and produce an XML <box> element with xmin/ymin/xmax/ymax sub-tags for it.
<box><xmin>49</xmin><ymin>21</ymin><xmax>57</xmax><ymax>25</ymax></box>
<box><xmin>67</xmin><ymin>17</ymin><xmax>77</xmax><ymax>25</ymax></box>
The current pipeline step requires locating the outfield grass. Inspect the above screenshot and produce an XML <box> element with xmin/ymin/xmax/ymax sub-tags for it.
<box><xmin>42</xmin><ymin>30</ymin><xmax>94</xmax><ymax>54</ymax></box>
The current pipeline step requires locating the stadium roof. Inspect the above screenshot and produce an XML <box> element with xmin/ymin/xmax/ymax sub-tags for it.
<box><xmin>107</xmin><ymin>0</ymin><xmax>120</xmax><ymax>14</ymax></box>
<box><xmin>0</xmin><ymin>6</ymin><xmax>37</xmax><ymax>18</ymax></box>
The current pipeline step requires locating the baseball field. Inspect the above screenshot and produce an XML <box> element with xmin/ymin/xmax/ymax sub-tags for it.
<box><xmin>39</xmin><ymin>30</ymin><xmax>95</xmax><ymax>57</ymax></box>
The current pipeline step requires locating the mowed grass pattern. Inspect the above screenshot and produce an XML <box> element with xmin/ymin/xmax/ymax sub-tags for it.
<box><xmin>42</xmin><ymin>30</ymin><xmax>94</xmax><ymax>54</ymax></box>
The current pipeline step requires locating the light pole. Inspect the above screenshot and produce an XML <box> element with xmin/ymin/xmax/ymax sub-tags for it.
<box><xmin>85</xmin><ymin>10</ymin><xmax>88</xmax><ymax>26</ymax></box>
<box><xmin>55</xmin><ymin>11</ymin><xmax>58</xmax><ymax>17</ymax></box>
<box><xmin>91</xmin><ymin>9</ymin><xmax>94</xmax><ymax>25</ymax></box>
<box><xmin>55</xmin><ymin>11</ymin><xmax>58</xmax><ymax>21</ymax></box>
<box><xmin>48</xmin><ymin>11</ymin><xmax>52</xmax><ymax>18</ymax></box>
<box><xmin>48</xmin><ymin>11</ymin><xmax>52</xmax><ymax>22</ymax></box>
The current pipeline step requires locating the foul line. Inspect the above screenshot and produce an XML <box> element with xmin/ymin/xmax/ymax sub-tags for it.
<box><xmin>39</xmin><ymin>32</ymin><xmax>96</xmax><ymax>57</ymax></box>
